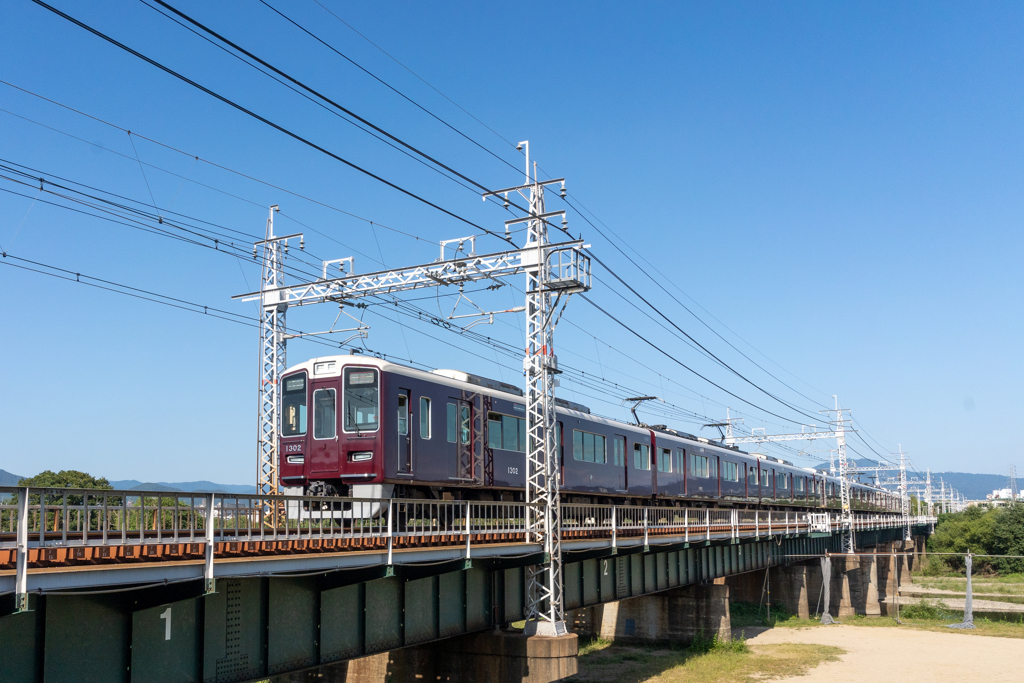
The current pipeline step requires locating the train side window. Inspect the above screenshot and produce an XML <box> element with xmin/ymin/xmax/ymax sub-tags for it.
<box><xmin>613</xmin><ymin>437</ymin><xmax>626</xmax><ymax>466</ymax></box>
<box><xmin>795</xmin><ymin>477</ymin><xmax>805</xmax><ymax>493</ymax></box>
<box><xmin>762</xmin><ymin>469</ymin><xmax>769</xmax><ymax>487</ymax></box>
<box><xmin>486</xmin><ymin>412</ymin><xmax>527</xmax><ymax>452</ymax></box>
<box><xmin>776</xmin><ymin>472</ymin><xmax>788</xmax><ymax>490</ymax></box>
<box><xmin>658</xmin><ymin>448</ymin><xmax>671</xmax><ymax>473</ymax></box>
<box><xmin>723</xmin><ymin>461</ymin><xmax>740</xmax><ymax>482</ymax></box>
<box><xmin>488</xmin><ymin>413</ymin><xmax>502</xmax><ymax>449</ymax></box>
<box><xmin>447</xmin><ymin>403</ymin><xmax>457</xmax><ymax>443</ymax></box>
<box><xmin>505</xmin><ymin>415</ymin><xmax>523</xmax><ymax>451</ymax></box>
<box><xmin>282</xmin><ymin>374</ymin><xmax>307</xmax><ymax>436</ymax></box>
<box><xmin>573</xmin><ymin>430</ymin><xmax>606</xmax><ymax>463</ymax></box>
<box><xmin>397</xmin><ymin>395</ymin><xmax>409</xmax><ymax>436</ymax></box>
<box><xmin>689</xmin><ymin>453</ymin><xmax>709</xmax><ymax>478</ymax></box>
<box><xmin>709</xmin><ymin>456</ymin><xmax>718</xmax><ymax>479</ymax></box>
<box><xmin>419</xmin><ymin>398</ymin><xmax>431</xmax><ymax>439</ymax></box>
<box><xmin>313</xmin><ymin>388</ymin><xmax>336</xmax><ymax>440</ymax></box>
<box><xmin>749</xmin><ymin>465</ymin><xmax>757</xmax><ymax>483</ymax></box>
<box><xmin>676</xmin><ymin>449</ymin><xmax>686</xmax><ymax>473</ymax></box>
<box><xmin>633</xmin><ymin>443</ymin><xmax>651</xmax><ymax>470</ymax></box>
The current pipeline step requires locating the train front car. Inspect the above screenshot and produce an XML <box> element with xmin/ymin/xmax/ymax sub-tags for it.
<box><xmin>278</xmin><ymin>356</ymin><xmax>386</xmax><ymax>501</ymax></box>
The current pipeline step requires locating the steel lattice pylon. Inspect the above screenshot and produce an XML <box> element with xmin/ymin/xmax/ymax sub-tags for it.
<box><xmin>256</xmin><ymin>206</ymin><xmax>293</xmax><ymax>496</ymax></box>
<box><xmin>830</xmin><ymin>401</ymin><xmax>855</xmax><ymax>554</ymax></box>
<box><xmin>520</xmin><ymin>149</ymin><xmax>566</xmax><ymax>636</ymax></box>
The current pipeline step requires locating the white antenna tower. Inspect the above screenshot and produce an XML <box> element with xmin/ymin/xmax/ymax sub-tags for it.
<box><xmin>1009</xmin><ymin>465</ymin><xmax>1018</xmax><ymax>502</ymax></box>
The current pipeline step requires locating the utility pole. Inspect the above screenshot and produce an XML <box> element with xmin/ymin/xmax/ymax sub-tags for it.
<box><xmin>254</xmin><ymin>205</ymin><xmax>303</xmax><ymax>496</ymax></box>
<box><xmin>896</xmin><ymin>445</ymin><xmax>910</xmax><ymax>541</ymax></box>
<box><xmin>827</xmin><ymin>398</ymin><xmax>855</xmax><ymax>554</ymax></box>
<box><xmin>926</xmin><ymin>468</ymin><xmax>933</xmax><ymax>516</ymax></box>
<box><xmin>505</xmin><ymin>141</ymin><xmax>571</xmax><ymax>636</ymax></box>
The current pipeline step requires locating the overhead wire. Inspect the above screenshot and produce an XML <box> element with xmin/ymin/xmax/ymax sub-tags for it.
<box><xmin>22</xmin><ymin>3</ymin><xmax>906</xmax><ymax>464</ymax></box>
<box><xmin>29</xmin><ymin>0</ymin><xmax>516</xmax><ymax>247</ymax></box>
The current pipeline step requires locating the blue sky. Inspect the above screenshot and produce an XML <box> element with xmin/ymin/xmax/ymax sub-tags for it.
<box><xmin>1</xmin><ymin>0</ymin><xmax>1021</xmax><ymax>485</ymax></box>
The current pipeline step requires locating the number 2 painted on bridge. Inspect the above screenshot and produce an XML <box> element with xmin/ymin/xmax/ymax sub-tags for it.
<box><xmin>160</xmin><ymin>607</ymin><xmax>172</xmax><ymax>641</ymax></box>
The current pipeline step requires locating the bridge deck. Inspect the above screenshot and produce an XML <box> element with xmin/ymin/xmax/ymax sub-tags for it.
<box><xmin>0</xmin><ymin>486</ymin><xmax>932</xmax><ymax>593</ymax></box>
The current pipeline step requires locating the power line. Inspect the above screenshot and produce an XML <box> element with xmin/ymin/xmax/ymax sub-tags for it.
<box><xmin>30</xmin><ymin>0</ymin><xmax>515</xmax><ymax>246</ymax></box>
<box><xmin>255</xmin><ymin>0</ymin><xmax>522</xmax><ymax>175</ymax></box>
<box><xmin>308</xmin><ymin>0</ymin><xmax>519</xmax><ymax>150</ymax></box>
<box><xmin>0</xmin><ymin>80</ymin><xmax>437</xmax><ymax>247</ymax></box>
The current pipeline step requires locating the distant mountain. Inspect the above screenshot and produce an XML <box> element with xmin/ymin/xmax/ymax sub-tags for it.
<box><xmin>108</xmin><ymin>480</ymin><xmax>257</xmax><ymax>495</ymax></box>
<box><xmin>0</xmin><ymin>469</ymin><xmax>25</xmax><ymax>486</ymax></box>
<box><xmin>811</xmin><ymin>459</ymin><xmax>1010</xmax><ymax>501</ymax></box>
<box><xmin>927</xmin><ymin>472</ymin><xmax>1010</xmax><ymax>502</ymax></box>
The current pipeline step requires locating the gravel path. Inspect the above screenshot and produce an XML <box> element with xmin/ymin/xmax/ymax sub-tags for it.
<box><xmin>746</xmin><ymin>625</ymin><xmax>1024</xmax><ymax>682</ymax></box>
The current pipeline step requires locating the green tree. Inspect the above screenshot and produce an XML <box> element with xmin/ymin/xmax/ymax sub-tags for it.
<box><xmin>927</xmin><ymin>502</ymin><xmax>1024</xmax><ymax>574</ymax></box>
<box><xmin>990</xmin><ymin>503</ymin><xmax>1024</xmax><ymax>573</ymax></box>
<box><xmin>14</xmin><ymin>470</ymin><xmax>115</xmax><ymax>532</ymax></box>
<box><xmin>17</xmin><ymin>470</ymin><xmax>112</xmax><ymax>489</ymax></box>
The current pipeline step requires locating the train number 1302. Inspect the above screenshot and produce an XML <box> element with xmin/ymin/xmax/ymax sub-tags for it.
<box><xmin>507</xmin><ymin>467</ymin><xmax>519</xmax><ymax>475</ymax></box>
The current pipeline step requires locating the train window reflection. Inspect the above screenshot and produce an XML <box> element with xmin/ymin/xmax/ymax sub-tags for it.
<box><xmin>343</xmin><ymin>368</ymin><xmax>379</xmax><ymax>433</ymax></box>
<box><xmin>313</xmin><ymin>388</ymin><xmax>336</xmax><ymax>440</ymax></box>
<box><xmin>634</xmin><ymin>443</ymin><xmax>651</xmax><ymax>471</ymax></box>
<box><xmin>282</xmin><ymin>374</ymin><xmax>307</xmax><ymax>436</ymax></box>
<box><xmin>447</xmin><ymin>403</ymin><xmax>457</xmax><ymax>443</ymax></box>
<box><xmin>460</xmin><ymin>406</ymin><xmax>471</xmax><ymax>444</ymax></box>
<box><xmin>420</xmin><ymin>398</ymin><xmax>431</xmax><ymax>439</ymax></box>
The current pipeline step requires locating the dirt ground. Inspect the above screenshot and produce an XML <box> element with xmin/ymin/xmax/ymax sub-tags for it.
<box><xmin>746</xmin><ymin>624</ymin><xmax>1024</xmax><ymax>682</ymax></box>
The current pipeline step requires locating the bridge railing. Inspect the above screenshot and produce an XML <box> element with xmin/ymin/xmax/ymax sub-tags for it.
<box><xmin>0</xmin><ymin>486</ymin><xmax>939</xmax><ymax>562</ymax></box>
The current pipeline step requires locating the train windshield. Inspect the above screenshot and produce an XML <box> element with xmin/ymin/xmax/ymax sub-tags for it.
<box><xmin>282</xmin><ymin>374</ymin><xmax>307</xmax><ymax>436</ymax></box>
<box><xmin>344</xmin><ymin>368</ymin><xmax>379</xmax><ymax>433</ymax></box>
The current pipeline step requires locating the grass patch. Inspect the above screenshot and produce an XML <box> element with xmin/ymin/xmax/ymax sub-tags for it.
<box><xmin>730</xmin><ymin>600</ymin><xmax>814</xmax><ymax>628</ymax></box>
<box><xmin>899</xmin><ymin>599</ymin><xmax>959</xmax><ymax>621</ymax></box>
<box><xmin>571</xmin><ymin>637</ymin><xmax>842</xmax><ymax>683</ymax></box>
<box><xmin>916</xmin><ymin>575</ymin><xmax>1024</xmax><ymax>596</ymax></box>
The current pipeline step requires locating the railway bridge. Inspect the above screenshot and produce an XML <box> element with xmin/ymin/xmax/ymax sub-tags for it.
<box><xmin>0</xmin><ymin>486</ymin><xmax>933</xmax><ymax>683</ymax></box>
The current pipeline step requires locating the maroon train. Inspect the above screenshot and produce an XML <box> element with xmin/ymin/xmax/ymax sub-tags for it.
<box><xmin>277</xmin><ymin>355</ymin><xmax>897</xmax><ymax>512</ymax></box>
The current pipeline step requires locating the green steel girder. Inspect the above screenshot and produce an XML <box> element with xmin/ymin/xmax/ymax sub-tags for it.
<box><xmin>0</xmin><ymin>526</ymin><xmax>923</xmax><ymax>683</ymax></box>
<box><xmin>0</xmin><ymin>566</ymin><xmax>495</xmax><ymax>683</ymax></box>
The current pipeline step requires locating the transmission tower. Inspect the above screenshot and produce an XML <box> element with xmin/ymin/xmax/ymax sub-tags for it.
<box><xmin>897</xmin><ymin>446</ymin><xmax>910</xmax><ymax>540</ymax></box>
<box><xmin>255</xmin><ymin>205</ymin><xmax>302</xmax><ymax>497</ymax></box>
<box><xmin>830</xmin><ymin>398</ymin><xmax>855</xmax><ymax>553</ymax></box>
<box><xmin>1009</xmin><ymin>465</ymin><xmax>1018</xmax><ymax>502</ymax></box>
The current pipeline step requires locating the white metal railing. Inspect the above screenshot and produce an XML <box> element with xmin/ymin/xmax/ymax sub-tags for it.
<box><xmin>0</xmin><ymin>486</ymin><xmax>938</xmax><ymax>574</ymax></box>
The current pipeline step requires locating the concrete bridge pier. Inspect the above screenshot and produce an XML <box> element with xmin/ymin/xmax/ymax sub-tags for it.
<box><xmin>274</xmin><ymin>631</ymin><xmax>579</xmax><ymax>683</ymax></box>
<box><xmin>568</xmin><ymin>582</ymin><xmax>731</xmax><ymax>646</ymax></box>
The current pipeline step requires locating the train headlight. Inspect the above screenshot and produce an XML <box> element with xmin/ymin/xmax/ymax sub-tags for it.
<box><xmin>350</xmin><ymin>451</ymin><xmax>373</xmax><ymax>462</ymax></box>
<box><xmin>286</xmin><ymin>455</ymin><xmax>304</xmax><ymax>465</ymax></box>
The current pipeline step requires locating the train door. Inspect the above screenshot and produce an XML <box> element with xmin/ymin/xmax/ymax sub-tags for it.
<box><xmin>397</xmin><ymin>389</ymin><xmax>412</xmax><ymax>475</ymax></box>
<box><xmin>675</xmin><ymin>449</ymin><xmax>686</xmax><ymax>496</ymax></box>
<box><xmin>309</xmin><ymin>379</ymin><xmax>340</xmax><ymax>477</ymax></box>
<box><xmin>454</xmin><ymin>398</ymin><xmax>473</xmax><ymax>480</ymax></box>
<box><xmin>681</xmin><ymin>449</ymin><xmax>688</xmax><ymax>496</ymax></box>
<box><xmin>612</xmin><ymin>435</ymin><xmax>627</xmax><ymax>492</ymax></box>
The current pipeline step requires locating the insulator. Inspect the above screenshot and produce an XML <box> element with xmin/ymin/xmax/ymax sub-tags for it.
<box><xmin>300</xmin><ymin>237</ymin><xmax>305</xmax><ymax>250</ymax></box>
<box><xmin>560</xmin><ymin>187</ymin><xmax>566</xmax><ymax>198</ymax></box>
<box><xmin>503</xmin><ymin>200</ymin><xmax>509</xmax><ymax>209</ymax></box>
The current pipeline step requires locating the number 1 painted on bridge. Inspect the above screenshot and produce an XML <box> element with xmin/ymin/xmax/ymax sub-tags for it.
<box><xmin>160</xmin><ymin>607</ymin><xmax>172</xmax><ymax>640</ymax></box>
